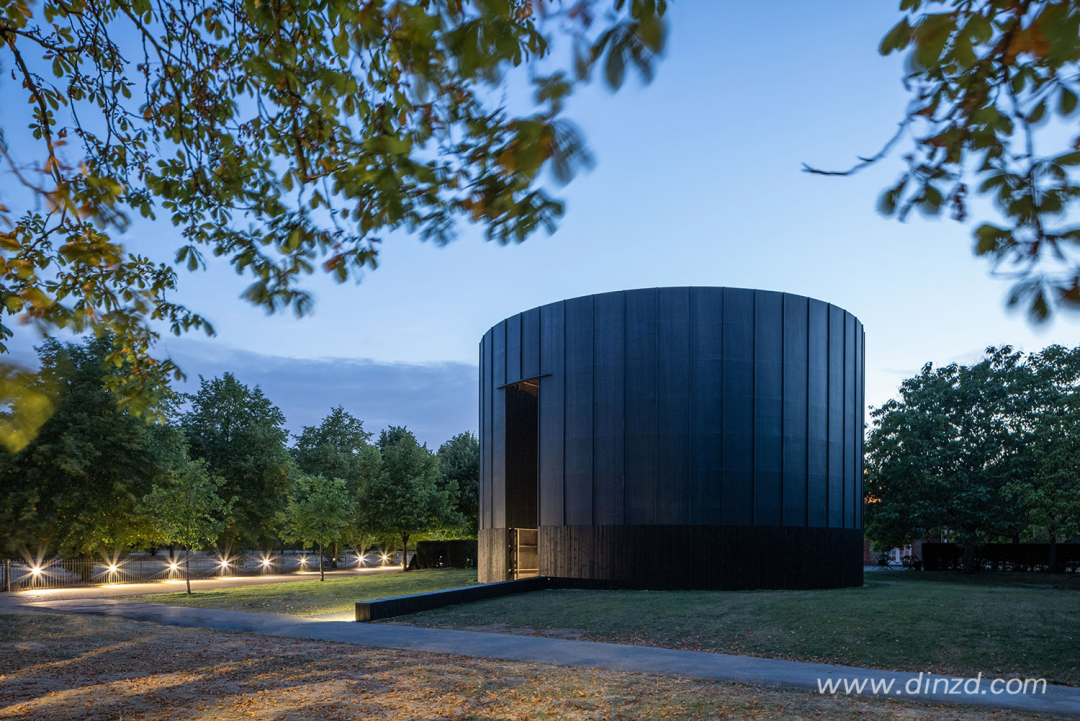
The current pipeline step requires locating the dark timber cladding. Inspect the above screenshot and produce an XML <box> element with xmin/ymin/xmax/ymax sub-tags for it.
<box><xmin>478</xmin><ymin>287</ymin><xmax>865</xmax><ymax>590</ymax></box>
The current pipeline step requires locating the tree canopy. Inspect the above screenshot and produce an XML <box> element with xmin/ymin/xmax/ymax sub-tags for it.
<box><xmin>279</xmin><ymin>473</ymin><xmax>352</xmax><ymax>581</ymax></box>
<box><xmin>292</xmin><ymin>406</ymin><xmax>380</xmax><ymax>496</ymax></box>
<box><xmin>180</xmin><ymin>373</ymin><xmax>292</xmax><ymax>550</ymax></box>
<box><xmin>292</xmin><ymin>405</ymin><xmax>381</xmax><ymax>550</ymax></box>
<box><xmin>0</xmin><ymin>0</ymin><xmax>667</xmax><ymax>417</ymax></box>
<box><xmin>866</xmin><ymin>344</ymin><xmax>1080</xmax><ymax>568</ymax></box>
<box><xmin>361</xmin><ymin>425</ymin><xmax>459</xmax><ymax>570</ymax></box>
<box><xmin>1006</xmin><ymin>344</ymin><xmax>1080</xmax><ymax>569</ymax></box>
<box><xmin>810</xmin><ymin>0</ymin><xmax>1080</xmax><ymax>321</ymax></box>
<box><xmin>0</xmin><ymin>337</ymin><xmax>479</xmax><ymax>562</ymax></box>
<box><xmin>437</xmin><ymin>430</ymin><xmax>480</xmax><ymax>536</ymax></box>
<box><xmin>0</xmin><ymin>335</ymin><xmax>185</xmax><ymax>558</ymax></box>
<box><xmin>142</xmin><ymin>457</ymin><xmax>234</xmax><ymax>593</ymax></box>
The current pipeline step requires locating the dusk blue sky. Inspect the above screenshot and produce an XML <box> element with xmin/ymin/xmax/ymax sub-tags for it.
<box><xmin>5</xmin><ymin>0</ymin><xmax>1079</xmax><ymax>447</ymax></box>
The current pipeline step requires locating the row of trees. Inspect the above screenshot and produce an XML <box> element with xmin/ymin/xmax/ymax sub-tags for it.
<box><xmin>0</xmin><ymin>336</ymin><xmax>480</xmax><ymax>583</ymax></box>
<box><xmin>866</xmin><ymin>344</ymin><xmax>1080</xmax><ymax>571</ymax></box>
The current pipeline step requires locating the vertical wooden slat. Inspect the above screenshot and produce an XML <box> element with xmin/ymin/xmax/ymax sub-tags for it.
<box><xmin>782</xmin><ymin>294</ymin><xmax>809</xmax><ymax>526</ymax></box>
<box><xmin>657</xmin><ymin>287</ymin><xmax>691</xmax><ymax>524</ymax></box>
<box><xmin>722</xmin><ymin>288</ymin><xmax>754</xmax><ymax>525</ymax></box>
<box><xmin>593</xmin><ymin>291</ymin><xmax>625</xmax><ymax>525</ymax></box>
<box><xmin>690</xmin><ymin>288</ymin><xmax>723</xmax><ymax>524</ymax></box>
<box><xmin>539</xmin><ymin>302</ymin><xmax>565</xmax><ymax>527</ymax></box>
<box><xmin>754</xmin><ymin>290</ymin><xmax>783</xmax><ymax>526</ymax></box>
<box><xmin>564</xmin><ymin>295</ymin><xmax>594</xmax><ymax>526</ymax></box>
<box><xmin>625</xmin><ymin>288</ymin><xmax>659</xmax><ymax>524</ymax></box>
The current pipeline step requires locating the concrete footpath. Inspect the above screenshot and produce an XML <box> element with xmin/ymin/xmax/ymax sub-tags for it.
<box><xmin>21</xmin><ymin>598</ymin><xmax>1080</xmax><ymax>718</ymax></box>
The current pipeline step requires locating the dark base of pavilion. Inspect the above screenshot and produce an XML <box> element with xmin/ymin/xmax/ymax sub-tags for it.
<box><xmin>479</xmin><ymin>525</ymin><xmax>864</xmax><ymax>590</ymax></box>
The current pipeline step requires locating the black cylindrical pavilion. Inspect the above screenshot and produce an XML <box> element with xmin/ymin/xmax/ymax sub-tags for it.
<box><xmin>478</xmin><ymin>287</ymin><xmax>865</xmax><ymax>590</ymax></box>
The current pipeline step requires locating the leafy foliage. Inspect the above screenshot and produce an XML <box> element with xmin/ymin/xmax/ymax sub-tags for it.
<box><xmin>292</xmin><ymin>406</ymin><xmax>380</xmax><ymax>496</ymax></box>
<box><xmin>360</xmin><ymin>425</ymin><xmax>459</xmax><ymax>570</ymax></box>
<box><xmin>437</xmin><ymin>431</ymin><xmax>480</xmax><ymax>536</ymax></box>
<box><xmin>180</xmin><ymin>373</ymin><xmax>292</xmax><ymax>550</ymax></box>
<box><xmin>0</xmin><ymin>349</ymin><xmax>481</xmax><ymax>563</ymax></box>
<box><xmin>0</xmin><ymin>363</ymin><xmax>54</xmax><ymax>453</ymax></box>
<box><xmin>279</xmin><ymin>473</ymin><xmax>352</xmax><ymax>581</ymax></box>
<box><xmin>866</xmin><ymin>344</ymin><xmax>1080</xmax><ymax>559</ymax></box>
<box><xmin>0</xmin><ymin>335</ymin><xmax>185</xmax><ymax>558</ymax></box>
<box><xmin>1005</xmin><ymin>344</ymin><xmax>1080</xmax><ymax>566</ymax></box>
<box><xmin>809</xmin><ymin>0</ymin><xmax>1080</xmax><ymax>321</ymax></box>
<box><xmin>142</xmin><ymin>457</ymin><xmax>234</xmax><ymax>593</ymax></box>
<box><xmin>292</xmin><ymin>405</ymin><xmax>381</xmax><ymax>550</ymax></box>
<box><xmin>0</xmin><ymin>0</ymin><xmax>668</xmax><ymax>420</ymax></box>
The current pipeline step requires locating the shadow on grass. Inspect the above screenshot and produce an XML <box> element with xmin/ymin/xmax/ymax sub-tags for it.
<box><xmin>387</xmin><ymin>571</ymin><xmax>1080</xmax><ymax>686</ymax></box>
<box><xmin>1</xmin><ymin>612</ymin><xmax>1037</xmax><ymax>720</ymax></box>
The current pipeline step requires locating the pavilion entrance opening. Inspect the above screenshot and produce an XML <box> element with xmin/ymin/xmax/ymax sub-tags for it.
<box><xmin>504</xmin><ymin>379</ymin><xmax>538</xmax><ymax>578</ymax></box>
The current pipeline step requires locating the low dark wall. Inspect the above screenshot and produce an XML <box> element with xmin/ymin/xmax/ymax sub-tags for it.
<box><xmin>539</xmin><ymin>525</ymin><xmax>863</xmax><ymax>590</ymax></box>
<box><xmin>357</xmin><ymin>574</ymin><xmax>793</xmax><ymax>622</ymax></box>
<box><xmin>355</xmin><ymin>577</ymin><xmax>549</xmax><ymax>621</ymax></box>
<box><xmin>415</xmin><ymin>540</ymin><xmax>479</xmax><ymax>569</ymax></box>
<box><xmin>922</xmin><ymin>543</ymin><xmax>1080</xmax><ymax>572</ymax></box>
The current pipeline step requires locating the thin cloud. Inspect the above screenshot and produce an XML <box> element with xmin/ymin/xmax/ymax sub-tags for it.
<box><xmin>164</xmin><ymin>339</ymin><xmax>478</xmax><ymax>448</ymax></box>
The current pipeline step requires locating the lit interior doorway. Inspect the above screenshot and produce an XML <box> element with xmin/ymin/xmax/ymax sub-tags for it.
<box><xmin>505</xmin><ymin>379</ymin><xmax>538</xmax><ymax>577</ymax></box>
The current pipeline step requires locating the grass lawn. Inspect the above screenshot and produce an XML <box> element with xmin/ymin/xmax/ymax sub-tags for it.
<box><xmin>388</xmin><ymin>572</ymin><xmax>1080</xmax><ymax>687</ymax></box>
<box><xmin>0</xmin><ymin>612</ymin><xmax>1047</xmax><ymax>720</ymax></box>
<box><xmin>125</xmin><ymin>568</ymin><xmax>477</xmax><ymax>617</ymax></box>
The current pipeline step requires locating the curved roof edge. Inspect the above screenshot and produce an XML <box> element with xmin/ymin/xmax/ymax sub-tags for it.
<box><xmin>483</xmin><ymin>286</ymin><xmax>860</xmax><ymax>338</ymax></box>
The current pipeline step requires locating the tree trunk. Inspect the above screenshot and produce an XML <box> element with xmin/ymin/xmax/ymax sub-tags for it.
<box><xmin>319</xmin><ymin>542</ymin><xmax>325</xmax><ymax>582</ymax></box>
<box><xmin>401</xmin><ymin>533</ymin><xmax>410</xmax><ymax>572</ymax></box>
<box><xmin>963</xmin><ymin>545</ymin><xmax>977</xmax><ymax>574</ymax></box>
<box><xmin>1049</xmin><ymin>537</ymin><xmax>1058</xmax><ymax>574</ymax></box>
<box><xmin>184</xmin><ymin>546</ymin><xmax>192</xmax><ymax>595</ymax></box>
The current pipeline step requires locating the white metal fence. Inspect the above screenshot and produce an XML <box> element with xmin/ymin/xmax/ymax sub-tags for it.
<box><xmin>0</xmin><ymin>550</ymin><xmax>400</xmax><ymax>592</ymax></box>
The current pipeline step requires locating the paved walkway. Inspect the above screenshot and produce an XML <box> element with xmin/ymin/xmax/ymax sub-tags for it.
<box><xmin>21</xmin><ymin>598</ymin><xmax>1080</xmax><ymax>717</ymax></box>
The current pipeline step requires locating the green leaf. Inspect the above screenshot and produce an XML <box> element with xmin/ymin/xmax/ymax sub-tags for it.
<box><xmin>1054</xmin><ymin>151</ymin><xmax>1080</xmax><ymax>166</ymax></box>
<box><xmin>604</xmin><ymin>34</ymin><xmax>627</xmax><ymax>90</ymax></box>
<box><xmin>878</xmin><ymin>182</ymin><xmax>903</xmax><ymax>216</ymax></box>
<box><xmin>1029</xmin><ymin>289</ymin><xmax>1049</xmax><ymax>322</ymax></box>
<box><xmin>974</xmin><ymin>224</ymin><xmax>1007</xmax><ymax>256</ymax></box>
<box><xmin>965</xmin><ymin>13</ymin><xmax>993</xmax><ymax>44</ymax></box>
<box><xmin>1059</xmin><ymin>87</ymin><xmax>1078</xmax><ymax>117</ymax></box>
<box><xmin>952</xmin><ymin>31</ymin><xmax>976</xmax><ymax>69</ymax></box>
<box><xmin>919</xmin><ymin>184</ymin><xmax>943</xmax><ymax>213</ymax></box>
<box><xmin>638</xmin><ymin>15</ymin><xmax>663</xmax><ymax>52</ymax></box>
<box><xmin>880</xmin><ymin>19</ymin><xmax>912</xmax><ymax>56</ymax></box>
<box><xmin>333</xmin><ymin>31</ymin><xmax>349</xmax><ymax>58</ymax></box>
<box><xmin>1028</xmin><ymin>100</ymin><xmax>1046</xmax><ymax>124</ymax></box>
<box><xmin>914</xmin><ymin>14</ymin><xmax>956</xmax><ymax>69</ymax></box>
